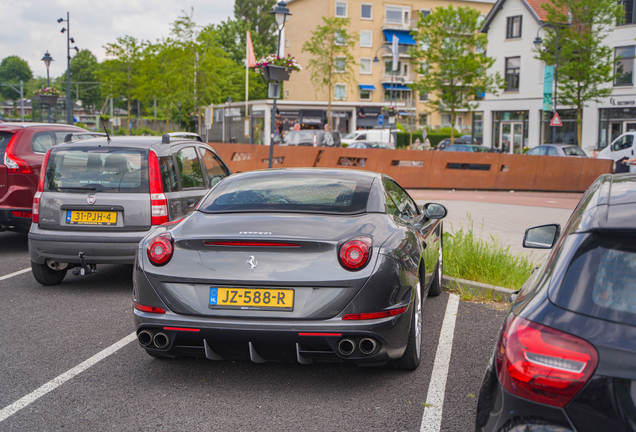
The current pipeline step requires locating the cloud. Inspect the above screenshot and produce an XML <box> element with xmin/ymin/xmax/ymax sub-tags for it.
<box><xmin>1</xmin><ymin>0</ymin><xmax>234</xmax><ymax>78</ymax></box>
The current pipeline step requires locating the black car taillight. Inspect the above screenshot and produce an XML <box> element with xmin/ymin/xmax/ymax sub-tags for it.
<box><xmin>338</xmin><ymin>237</ymin><xmax>372</xmax><ymax>270</ymax></box>
<box><xmin>496</xmin><ymin>315</ymin><xmax>598</xmax><ymax>408</ymax></box>
<box><xmin>147</xmin><ymin>232</ymin><xmax>174</xmax><ymax>266</ymax></box>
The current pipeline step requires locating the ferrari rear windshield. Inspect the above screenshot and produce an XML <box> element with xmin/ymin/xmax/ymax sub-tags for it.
<box><xmin>199</xmin><ymin>173</ymin><xmax>373</xmax><ymax>214</ymax></box>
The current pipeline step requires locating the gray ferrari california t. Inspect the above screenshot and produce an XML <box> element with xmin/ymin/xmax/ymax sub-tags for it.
<box><xmin>133</xmin><ymin>168</ymin><xmax>446</xmax><ymax>370</ymax></box>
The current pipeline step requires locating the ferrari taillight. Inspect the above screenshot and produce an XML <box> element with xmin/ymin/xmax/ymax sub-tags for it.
<box><xmin>339</xmin><ymin>237</ymin><xmax>372</xmax><ymax>270</ymax></box>
<box><xmin>147</xmin><ymin>232</ymin><xmax>174</xmax><ymax>266</ymax></box>
<box><xmin>133</xmin><ymin>301</ymin><xmax>166</xmax><ymax>314</ymax></box>
<box><xmin>496</xmin><ymin>315</ymin><xmax>598</xmax><ymax>408</ymax></box>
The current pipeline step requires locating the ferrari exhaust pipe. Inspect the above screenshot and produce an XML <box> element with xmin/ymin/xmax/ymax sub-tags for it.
<box><xmin>359</xmin><ymin>338</ymin><xmax>378</xmax><ymax>355</ymax></box>
<box><xmin>337</xmin><ymin>338</ymin><xmax>356</xmax><ymax>356</ymax></box>
<box><xmin>153</xmin><ymin>332</ymin><xmax>170</xmax><ymax>349</ymax></box>
<box><xmin>137</xmin><ymin>330</ymin><xmax>154</xmax><ymax>347</ymax></box>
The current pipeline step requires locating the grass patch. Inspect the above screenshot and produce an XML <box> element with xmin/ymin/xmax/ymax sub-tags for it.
<box><xmin>443</xmin><ymin>217</ymin><xmax>537</xmax><ymax>290</ymax></box>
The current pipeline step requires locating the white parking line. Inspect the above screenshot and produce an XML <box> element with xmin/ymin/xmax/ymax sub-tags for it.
<box><xmin>0</xmin><ymin>268</ymin><xmax>30</xmax><ymax>282</ymax></box>
<box><xmin>420</xmin><ymin>293</ymin><xmax>460</xmax><ymax>432</ymax></box>
<box><xmin>0</xmin><ymin>332</ymin><xmax>137</xmax><ymax>423</ymax></box>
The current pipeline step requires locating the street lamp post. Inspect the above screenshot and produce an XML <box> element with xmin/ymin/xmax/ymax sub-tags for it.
<box><xmin>41</xmin><ymin>52</ymin><xmax>54</xmax><ymax>123</ymax></box>
<box><xmin>59</xmin><ymin>13</ymin><xmax>79</xmax><ymax>125</ymax></box>
<box><xmin>226</xmin><ymin>97</ymin><xmax>233</xmax><ymax>143</ymax></box>
<box><xmin>534</xmin><ymin>24</ymin><xmax>559</xmax><ymax>144</ymax></box>
<box><xmin>373</xmin><ymin>44</ymin><xmax>398</xmax><ymax>143</ymax></box>
<box><xmin>268</xmin><ymin>1</ymin><xmax>291</xmax><ymax>169</ymax></box>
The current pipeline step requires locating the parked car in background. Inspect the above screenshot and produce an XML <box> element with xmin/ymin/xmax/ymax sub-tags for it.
<box><xmin>281</xmin><ymin>130</ymin><xmax>341</xmax><ymax>147</ymax></box>
<box><xmin>347</xmin><ymin>142</ymin><xmax>392</xmax><ymax>149</ymax></box>
<box><xmin>341</xmin><ymin>129</ymin><xmax>396</xmax><ymax>149</ymax></box>
<box><xmin>442</xmin><ymin>144</ymin><xmax>491</xmax><ymax>153</ymax></box>
<box><xmin>597</xmin><ymin>132</ymin><xmax>636</xmax><ymax>172</ymax></box>
<box><xmin>476</xmin><ymin>173</ymin><xmax>636</xmax><ymax>432</ymax></box>
<box><xmin>132</xmin><ymin>168</ymin><xmax>447</xmax><ymax>370</ymax></box>
<box><xmin>525</xmin><ymin>144</ymin><xmax>588</xmax><ymax>157</ymax></box>
<box><xmin>28</xmin><ymin>133</ymin><xmax>231</xmax><ymax>286</ymax></box>
<box><xmin>0</xmin><ymin>122</ymin><xmax>87</xmax><ymax>232</ymax></box>
<box><xmin>436</xmin><ymin>135</ymin><xmax>477</xmax><ymax>150</ymax></box>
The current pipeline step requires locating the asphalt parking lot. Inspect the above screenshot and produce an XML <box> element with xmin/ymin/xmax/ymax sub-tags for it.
<box><xmin>0</xmin><ymin>193</ymin><xmax>575</xmax><ymax>431</ymax></box>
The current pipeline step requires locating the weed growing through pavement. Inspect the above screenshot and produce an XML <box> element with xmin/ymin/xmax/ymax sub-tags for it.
<box><xmin>443</xmin><ymin>215</ymin><xmax>537</xmax><ymax>290</ymax></box>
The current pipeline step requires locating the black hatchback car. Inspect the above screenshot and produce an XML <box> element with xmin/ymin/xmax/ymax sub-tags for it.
<box><xmin>476</xmin><ymin>173</ymin><xmax>636</xmax><ymax>431</ymax></box>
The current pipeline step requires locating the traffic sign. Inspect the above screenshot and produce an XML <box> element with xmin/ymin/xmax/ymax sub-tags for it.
<box><xmin>377</xmin><ymin>114</ymin><xmax>384</xmax><ymax>126</ymax></box>
<box><xmin>550</xmin><ymin>112</ymin><xmax>562</xmax><ymax>127</ymax></box>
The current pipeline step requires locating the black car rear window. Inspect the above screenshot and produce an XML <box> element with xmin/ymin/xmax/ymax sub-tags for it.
<box><xmin>44</xmin><ymin>147</ymin><xmax>149</xmax><ymax>193</ymax></box>
<box><xmin>0</xmin><ymin>131</ymin><xmax>14</xmax><ymax>162</ymax></box>
<box><xmin>199</xmin><ymin>173</ymin><xmax>372</xmax><ymax>214</ymax></box>
<box><xmin>556</xmin><ymin>234</ymin><xmax>636</xmax><ymax>327</ymax></box>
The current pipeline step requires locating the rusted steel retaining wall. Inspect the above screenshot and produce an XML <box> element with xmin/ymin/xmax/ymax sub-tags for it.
<box><xmin>210</xmin><ymin>143</ymin><xmax>613</xmax><ymax>192</ymax></box>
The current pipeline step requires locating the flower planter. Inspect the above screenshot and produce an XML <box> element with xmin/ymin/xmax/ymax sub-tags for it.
<box><xmin>38</xmin><ymin>95</ymin><xmax>59</xmax><ymax>105</ymax></box>
<box><xmin>263</xmin><ymin>65</ymin><xmax>292</xmax><ymax>82</ymax></box>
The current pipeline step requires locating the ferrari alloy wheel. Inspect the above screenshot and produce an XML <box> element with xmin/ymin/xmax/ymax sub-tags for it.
<box><xmin>391</xmin><ymin>279</ymin><xmax>422</xmax><ymax>370</ymax></box>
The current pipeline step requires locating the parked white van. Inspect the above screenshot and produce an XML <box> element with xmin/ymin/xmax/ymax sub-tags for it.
<box><xmin>342</xmin><ymin>129</ymin><xmax>398</xmax><ymax>149</ymax></box>
<box><xmin>597</xmin><ymin>132</ymin><xmax>636</xmax><ymax>171</ymax></box>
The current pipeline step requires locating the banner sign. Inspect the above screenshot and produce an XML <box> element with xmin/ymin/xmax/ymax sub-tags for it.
<box><xmin>543</xmin><ymin>66</ymin><xmax>554</xmax><ymax>112</ymax></box>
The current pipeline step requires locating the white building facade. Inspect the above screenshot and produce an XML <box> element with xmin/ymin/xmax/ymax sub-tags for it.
<box><xmin>477</xmin><ymin>0</ymin><xmax>636</xmax><ymax>154</ymax></box>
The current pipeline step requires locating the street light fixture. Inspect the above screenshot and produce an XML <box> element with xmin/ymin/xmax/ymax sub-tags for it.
<box><xmin>41</xmin><ymin>51</ymin><xmax>54</xmax><ymax>123</ymax></box>
<box><xmin>59</xmin><ymin>12</ymin><xmax>79</xmax><ymax>125</ymax></box>
<box><xmin>534</xmin><ymin>23</ymin><xmax>559</xmax><ymax>144</ymax></box>
<box><xmin>267</xmin><ymin>1</ymin><xmax>292</xmax><ymax>169</ymax></box>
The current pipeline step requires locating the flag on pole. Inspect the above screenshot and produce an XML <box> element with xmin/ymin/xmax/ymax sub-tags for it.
<box><xmin>392</xmin><ymin>34</ymin><xmax>399</xmax><ymax>71</ymax></box>
<box><xmin>247</xmin><ymin>31</ymin><xmax>257</xmax><ymax>67</ymax></box>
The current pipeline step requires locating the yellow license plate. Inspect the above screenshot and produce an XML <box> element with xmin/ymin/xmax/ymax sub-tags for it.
<box><xmin>209</xmin><ymin>287</ymin><xmax>294</xmax><ymax>311</ymax></box>
<box><xmin>66</xmin><ymin>210</ymin><xmax>117</xmax><ymax>226</ymax></box>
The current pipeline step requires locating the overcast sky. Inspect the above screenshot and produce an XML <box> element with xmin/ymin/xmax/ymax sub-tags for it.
<box><xmin>1</xmin><ymin>0</ymin><xmax>235</xmax><ymax>79</ymax></box>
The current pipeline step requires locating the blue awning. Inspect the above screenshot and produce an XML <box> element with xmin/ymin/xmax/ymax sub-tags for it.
<box><xmin>359</xmin><ymin>84</ymin><xmax>376</xmax><ymax>90</ymax></box>
<box><xmin>382</xmin><ymin>83</ymin><xmax>411</xmax><ymax>91</ymax></box>
<box><xmin>382</xmin><ymin>30</ymin><xmax>416</xmax><ymax>45</ymax></box>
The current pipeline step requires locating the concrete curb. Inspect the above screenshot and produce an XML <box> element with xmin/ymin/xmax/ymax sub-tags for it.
<box><xmin>442</xmin><ymin>275</ymin><xmax>517</xmax><ymax>299</ymax></box>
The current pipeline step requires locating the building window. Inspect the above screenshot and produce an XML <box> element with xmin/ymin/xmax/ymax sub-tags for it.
<box><xmin>541</xmin><ymin>110</ymin><xmax>578</xmax><ymax>145</ymax></box>
<box><xmin>360</xmin><ymin>89</ymin><xmax>372</xmax><ymax>100</ymax></box>
<box><xmin>285</xmin><ymin>38</ymin><xmax>289</xmax><ymax>48</ymax></box>
<box><xmin>361</xmin><ymin>3</ymin><xmax>373</xmax><ymax>20</ymax></box>
<box><xmin>334</xmin><ymin>84</ymin><xmax>347</xmax><ymax>100</ymax></box>
<box><xmin>506</xmin><ymin>16</ymin><xmax>522</xmax><ymax>39</ymax></box>
<box><xmin>418</xmin><ymin>91</ymin><xmax>429</xmax><ymax>102</ymax></box>
<box><xmin>620</xmin><ymin>0</ymin><xmax>635</xmax><ymax>25</ymax></box>
<box><xmin>441</xmin><ymin>114</ymin><xmax>451</xmax><ymax>126</ymax></box>
<box><xmin>360</xmin><ymin>30</ymin><xmax>373</xmax><ymax>48</ymax></box>
<box><xmin>615</xmin><ymin>46</ymin><xmax>635</xmax><ymax>86</ymax></box>
<box><xmin>418</xmin><ymin>62</ymin><xmax>428</xmax><ymax>76</ymax></box>
<box><xmin>335</xmin><ymin>31</ymin><xmax>347</xmax><ymax>46</ymax></box>
<box><xmin>335</xmin><ymin>1</ymin><xmax>348</xmax><ymax>17</ymax></box>
<box><xmin>386</xmin><ymin>6</ymin><xmax>409</xmax><ymax>25</ymax></box>
<box><xmin>285</xmin><ymin>90</ymin><xmax>289</xmax><ymax>99</ymax></box>
<box><xmin>360</xmin><ymin>58</ymin><xmax>372</xmax><ymax>74</ymax></box>
<box><xmin>335</xmin><ymin>56</ymin><xmax>347</xmax><ymax>73</ymax></box>
<box><xmin>420</xmin><ymin>9</ymin><xmax>431</xmax><ymax>18</ymax></box>
<box><xmin>418</xmin><ymin>114</ymin><xmax>428</xmax><ymax>126</ymax></box>
<box><xmin>505</xmin><ymin>57</ymin><xmax>521</xmax><ymax>91</ymax></box>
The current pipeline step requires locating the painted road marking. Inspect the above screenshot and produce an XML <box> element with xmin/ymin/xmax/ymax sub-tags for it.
<box><xmin>0</xmin><ymin>333</ymin><xmax>137</xmax><ymax>423</ymax></box>
<box><xmin>420</xmin><ymin>294</ymin><xmax>460</xmax><ymax>432</ymax></box>
<box><xmin>0</xmin><ymin>268</ymin><xmax>30</xmax><ymax>282</ymax></box>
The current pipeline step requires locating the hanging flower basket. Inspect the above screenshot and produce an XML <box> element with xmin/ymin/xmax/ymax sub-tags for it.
<box><xmin>35</xmin><ymin>87</ymin><xmax>62</xmax><ymax>105</ymax></box>
<box><xmin>382</xmin><ymin>106</ymin><xmax>399</xmax><ymax>117</ymax></box>
<box><xmin>255</xmin><ymin>54</ymin><xmax>302</xmax><ymax>82</ymax></box>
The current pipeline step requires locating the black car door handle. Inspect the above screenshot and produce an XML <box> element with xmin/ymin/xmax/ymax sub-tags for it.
<box><xmin>187</xmin><ymin>199</ymin><xmax>196</xmax><ymax>207</ymax></box>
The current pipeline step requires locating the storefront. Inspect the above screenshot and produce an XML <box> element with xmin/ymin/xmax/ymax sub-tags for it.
<box><xmin>356</xmin><ymin>107</ymin><xmax>382</xmax><ymax>129</ymax></box>
<box><xmin>541</xmin><ymin>109</ymin><xmax>578</xmax><ymax>145</ymax></box>
<box><xmin>491</xmin><ymin>111</ymin><xmax>529</xmax><ymax>153</ymax></box>
<box><xmin>598</xmin><ymin>105</ymin><xmax>636</xmax><ymax>149</ymax></box>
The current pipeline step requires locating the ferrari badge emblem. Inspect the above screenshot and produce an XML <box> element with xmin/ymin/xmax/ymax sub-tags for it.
<box><xmin>246</xmin><ymin>256</ymin><xmax>258</xmax><ymax>272</ymax></box>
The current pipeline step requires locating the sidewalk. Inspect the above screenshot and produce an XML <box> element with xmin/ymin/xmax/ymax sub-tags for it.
<box><xmin>407</xmin><ymin>189</ymin><xmax>582</xmax><ymax>210</ymax></box>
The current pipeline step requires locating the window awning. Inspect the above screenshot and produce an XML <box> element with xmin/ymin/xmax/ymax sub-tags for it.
<box><xmin>359</xmin><ymin>84</ymin><xmax>376</xmax><ymax>90</ymax></box>
<box><xmin>382</xmin><ymin>83</ymin><xmax>411</xmax><ymax>91</ymax></box>
<box><xmin>382</xmin><ymin>30</ymin><xmax>416</xmax><ymax>45</ymax></box>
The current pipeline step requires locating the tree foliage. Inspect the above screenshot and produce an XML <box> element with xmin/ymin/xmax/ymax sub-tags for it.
<box><xmin>58</xmin><ymin>50</ymin><xmax>102</xmax><ymax>112</ymax></box>
<box><xmin>302</xmin><ymin>17</ymin><xmax>357</xmax><ymax>129</ymax></box>
<box><xmin>0</xmin><ymin>56</ymin><xmax>33</xmax><ymax>99</ymax></box>
<box><xmin>535</xmin><ymin>0</ymin><xmax>624</xmax><ymax>146</ymax></box>
<box><xmin>411</xmin><ymin>6</ymin><xmax>503</xmax><ymax>142</ymax></box>
<box><xmin>234</xmin><ymin>0</ymin><xmax>277</xmax><ymax>55</ymax></box>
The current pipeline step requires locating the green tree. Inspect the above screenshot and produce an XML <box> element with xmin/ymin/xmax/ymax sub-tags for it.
<box><xmin>535</xmin><ymin>0</ymin><xmax>624</xmax><ymax>146</ymax></box>
<box><xmin>58</xmin><ymin>50</ymin><xmax>102</xmax><ymax>113</ymax></box>
<box><xmin>233</xmin><ymin>0</ymin><xmax>277</xmax><ymax>55</ymax></box>
<box><xmin>411</xmin><ymin>6</ymin><xmax>503</xmax><ymax>143</ymax></box>
<box><xmin>302</xmin><ymin>17</ymin><xmax>357</xmax><ymax>130</ymax></box>
<box><xmin>0</xmin><ymin>56</ymin><xmax>33</xmax><ymax>99</ymax></box>
<box><xmin>99</xmin><ymin>36</ymin><xmax>144</xmax><ymax>133</ymax></box>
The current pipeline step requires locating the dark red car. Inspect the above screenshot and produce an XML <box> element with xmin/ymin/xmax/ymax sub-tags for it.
<box><xmin>0</xmin><ymin>122</ymin><xmax>86</xmax><ymax>232</ymax></box>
